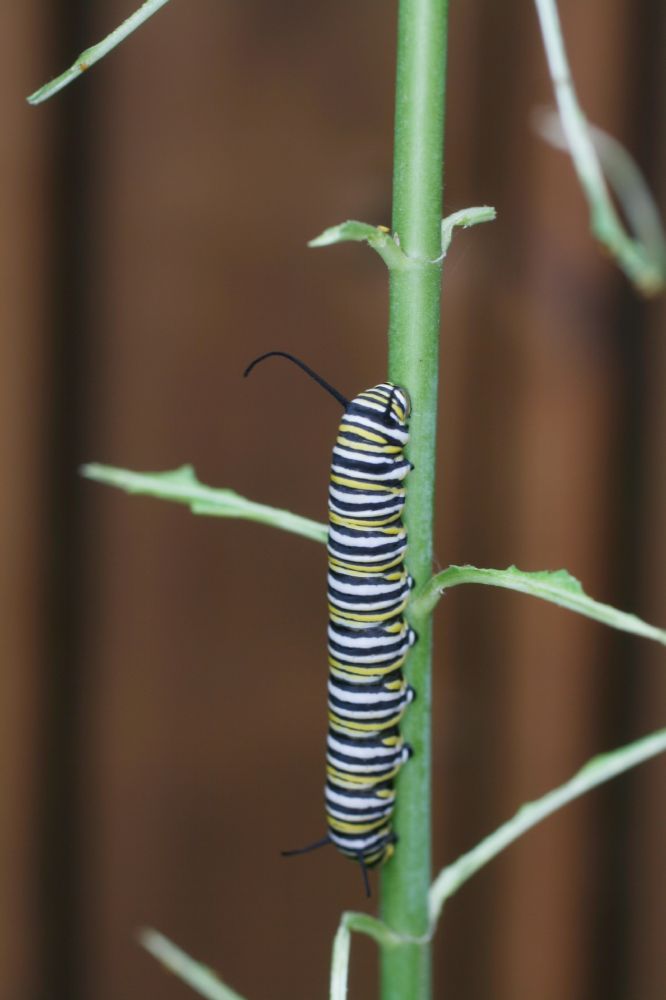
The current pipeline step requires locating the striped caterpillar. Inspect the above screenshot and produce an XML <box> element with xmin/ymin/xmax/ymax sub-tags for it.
<box><xmin>244</xmin><ymin>352</ymin><xmax>416</xmax><ymax>895</ymax></box>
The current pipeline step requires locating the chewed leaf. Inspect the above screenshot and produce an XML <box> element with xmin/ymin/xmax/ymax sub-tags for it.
<box><xmin>413</xmin><ymin>564</ymin><xmax>666</xmax><ymax>647</ymax></box>
<box><xmin>81</xmin><ymin>463</ymin><xmax>327</xmax><ymax>543</ymax></box>
<box><xmin>439</xmin><ymin>205</ymin><xmax>496</xmax><ymax>259</ymax></box>
<box><xmin>309</xmin><ymin>220</ymin><xmax>390</xmax><ymax>247</ymax></box>
<box><xmin>308</xmin><ymin>220</ymin><xmax>410</xmax><ymax>270</ymax></box>
<box><xmin>508</xmin><ymin>565</ymin><xmax>584</xmax><ymax>593</ymax></box>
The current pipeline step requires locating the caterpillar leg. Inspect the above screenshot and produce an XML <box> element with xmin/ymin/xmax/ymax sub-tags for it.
<box><xmin>281</xmin><ymin>836</ymin><xmax>332</xmax><ymax>858</ymax></box>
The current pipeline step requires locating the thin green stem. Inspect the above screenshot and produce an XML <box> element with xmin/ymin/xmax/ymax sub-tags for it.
<box><xmin>533</xmin><ymin>0</ymin><xmax>665</xmax><ymax>295</ymax></box>
<box><xmin>139</xmin><ymin>928</ymin><xmax>246</xmax><ymax>1000</ymax></box>
<box><xmin>380</xmin><ymin>2</ymin><xmax>448</xmax><ymax>998</ymax></box>
<box><xmin>428</xmin><ymin>728</ymin><xmax>666</xmax><ymax>928</ymax></box>
<box><xmin>330</xmin><ymin>913</ymin><xmax>407</xmax><ymax>1000</ymax></box>
<box><xmin>535</xmin><ymin>110</ymin><xmax>666</xmax><ymax>284</ymax></box>
<box><xmin>27</xmin><ymin>0</ymin><xmax>172</xmax><ymax>105</ymax></box>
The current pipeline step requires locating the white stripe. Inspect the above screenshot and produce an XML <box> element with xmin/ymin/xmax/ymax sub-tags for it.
<box><xmin>328</xmin><ymin>627</ymin><xmax>408</xmax><ymax>649</ymax></box>
<box><xmin>329</xmin><ymin>503</ymin><xmax>405</xmax><ymax>521</ymax></box>
<box><xmin>328</xmin><ymin>682</ymin><xmax>405</xmax><ymax>704</ymax></box>
<box><xmin>329</xmin><ymin>646</ymin><xmax>410</xmax><ymax>665</ymax></box>
<box><xmin>327</xmin><ymin>735</ymin><xmax>401</xmax><ymax>759</ymax></box>
<box><xmin>328</xmin><ymin>831</ymin><xmax>388</xmax><ymax>851</ymax></box>
<box><xmin>329</xmin><ymin>687</ymin><xmax>406</xmax><ymax>708</ymax></box>
<box><xmin>342</xmin><ymin>413</ymin><xmax>408</xmax><ymax>444</ymax></box>
<box><xmin>329</xmin><ymin>702</ymin><xmax>404</xmax><ymax>721</ymax></box>
<box><xmin>331</xmin><ymin>462</ymin><xmax>409</xmax><ymax>482</ymax></box>
<box><xmin>329</xmin><ymin>596</ymin><xmax>406</xmax><ymax>614</ymax></box>
<box><xmin>329</xmin><ymin>581</ymin><xmax>407</xmax><ymax>599</ymax></box>
<box><xmin>333</xmin><ymin>446</ymin><xmax>394</xmax><ymax>466</ymax></box>
<box><xmin>326</xmin><ymin>787</ymin><xmax>394</xmax><ymax>809</ymax></box>
<box><xmin>330</xmin><ymin>668</ymin><xmax>401</xmax><ymax>685</ymax></box>
<box><xmin>328</xmin><ymin>543</ymin><xmax>407</xmax><ymax>563</ymax></box>
<box><xmin>329</xmin><ymin>486</ymin><xmax>402</xmax><ymax>506</ymax></box>
<box><xmin>327</xmin><ymin>757</ymin><xmax>399</xmax><ymax>775</ymax></box>
<box><xmin>326</xmin><ymin>806</ymin><xmax>388</xmax><ymax>821</ymax></box>
<box><xmin>327</xmin><ymin>575</ymin><xmax>406</xmax><ymax>597</ymax></box>
<box><xmin>328</xmin><ymin>526</ymin><xmax>406</xmax><ymax>549</ymax></box>
<box><xmin>354</xmin><ymin>398</ymin><xmax>390</xmax><ymax>416</ymax></box>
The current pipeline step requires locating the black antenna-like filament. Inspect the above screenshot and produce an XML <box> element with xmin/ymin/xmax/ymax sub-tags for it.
<box><xmin>281</xmin><ymin>838</ymin><xmax>372</xmax><ymax>897</ymax></box>
<box><xmin>281</xmin><ymin>836</ymin><xmax>332</xmax><ymax>858</ymax></box>
<box><xmin>357</xmin><ymin>854</ymin><xmax>371</xmax><ymax>898</ymax></box>
<box><xmin>243</xmin><ymin>351</ymin><xmax>349</xmax><ymax>409</ymax></box>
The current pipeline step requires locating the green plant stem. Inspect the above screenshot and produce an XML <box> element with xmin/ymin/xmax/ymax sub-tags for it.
<box><xmin>532</xmin><ymin>0</ymin><xmax>665</xmax><ymax>295</ymax></box>
<box><xmin>27</xmin><ymin>0</ymin><xmax>172</xmax><ymax>105</ymax></box>
<box><xmin>380</xmin><ymin>2</ymin><xmax>448</xmax><ymax>998</ymax></box>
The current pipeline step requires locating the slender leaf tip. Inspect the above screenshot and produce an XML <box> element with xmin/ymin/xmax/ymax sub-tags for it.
<box><xmin>138</xmin><ymin>928</ymin><xmax>247</xmax><ymax>1000</ymax></box>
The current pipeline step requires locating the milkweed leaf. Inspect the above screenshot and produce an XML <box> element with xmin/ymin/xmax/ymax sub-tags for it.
<box><xmin>413</xmin><ymin>564</ymin><xmax>666</xmax><ymax>646</ymax></box>
<box><xmin>429</xmin><ymin>728</ymin><xmax>666</xmax><ymax>928</ymax></box>
<box><xmin>81</xmin><ymin>463</ymin><xmax>327</xmax><ymax>543</ymax></box>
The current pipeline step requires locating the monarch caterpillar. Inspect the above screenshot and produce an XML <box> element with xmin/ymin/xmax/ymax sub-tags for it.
<box><xmin>244</xmin><ymin>352</ymin><xmax>417</xmax><ymax>896</ymax></box>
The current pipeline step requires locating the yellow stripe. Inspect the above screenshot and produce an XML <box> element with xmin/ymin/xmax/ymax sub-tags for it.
<box><xmin>327</xmin><ymin>817</ymin><xmax>387</xmax><ymax>835</ymax></box>
<box><xmin>328</xmin><ymin>710</ymin><xmax>406</xmax><ymax>732</ymax></box>
<box><xmin>328</xmin><ymin>655</ymin><xmax>407</xmax><ymax>676</ymax></box>
<box><xmin>329</xmin><ymin>511</ymin><xmax>402</xmax><ymax>529</ymax></box>
<box><xmin>329</xmin><ymin>512</ymin><xmax>402</xmax><ymax>533</ymax></box>
<box><xmin>328</xmin><ymin>565</ymin><xmax>408</xmax><ymax>582</ymax></box>
<box><xmin>327</xmin><ymin>764</ymin><xmax>400</xmax><ymax>785</ymax></box>
<box><xmin>328</xmin><ymin>555</ymin><xmax>406</xmax><ymax>573</ymax></box>
<box><xmin>339</xmin><ymin>846</ymin><xmax>391</xmax><ymax>865</ymax></box>
<box><xmin>329</xmin><ymin>604</ymin><xmax>407</xmax><ymax>625</ymax></box>
<box><xmin>328</xmin><ymin>558</ymin><xmax>401</xmax><ymax>573</ymax></box>
<box><xmin>330</xmin><ymin>474</ymin><xmax>404</xmax><ymax>495</ymax></box>
<box><xmin>337</xmin><ymin>435</ymin><xmax>401</xmax><ymax>455</ymax></box>
<box><xmin>338</xmin><ymin>423</ymin><xmax>387</xmax><ymax>445</ymax></box>
<box><xmin>380</xmin><ymin>844</ymin><xmax>395</xmax><ymax>863</ymax></box>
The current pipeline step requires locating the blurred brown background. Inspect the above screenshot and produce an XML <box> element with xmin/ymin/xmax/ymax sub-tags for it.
<box><xmin>1</xmin><ymin>1</ymin><xmax>665</xmax><ymax>998</ymax></box>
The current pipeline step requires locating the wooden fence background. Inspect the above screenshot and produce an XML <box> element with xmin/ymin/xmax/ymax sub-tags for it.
<box><xmin>1</xmin><ymin>2</ymin><xmax>664</xmax><ymax>998</ymax></box>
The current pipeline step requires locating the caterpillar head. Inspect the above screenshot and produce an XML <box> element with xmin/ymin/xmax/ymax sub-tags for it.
<box><xmin>386</xmin><ymin>383</ymin><xmax>411</xmax><ymax>425</ymax></box>
<box><xmin>354</xmin><ymin>382</ymin><xmax>411</xmax><ymax>428</ymax></box>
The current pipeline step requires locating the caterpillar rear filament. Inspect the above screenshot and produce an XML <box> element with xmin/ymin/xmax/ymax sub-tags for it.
<box><xmin>244</xmin><ymin>352</ymin><xmax>417</xmax><ymax>895</ymax></box>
